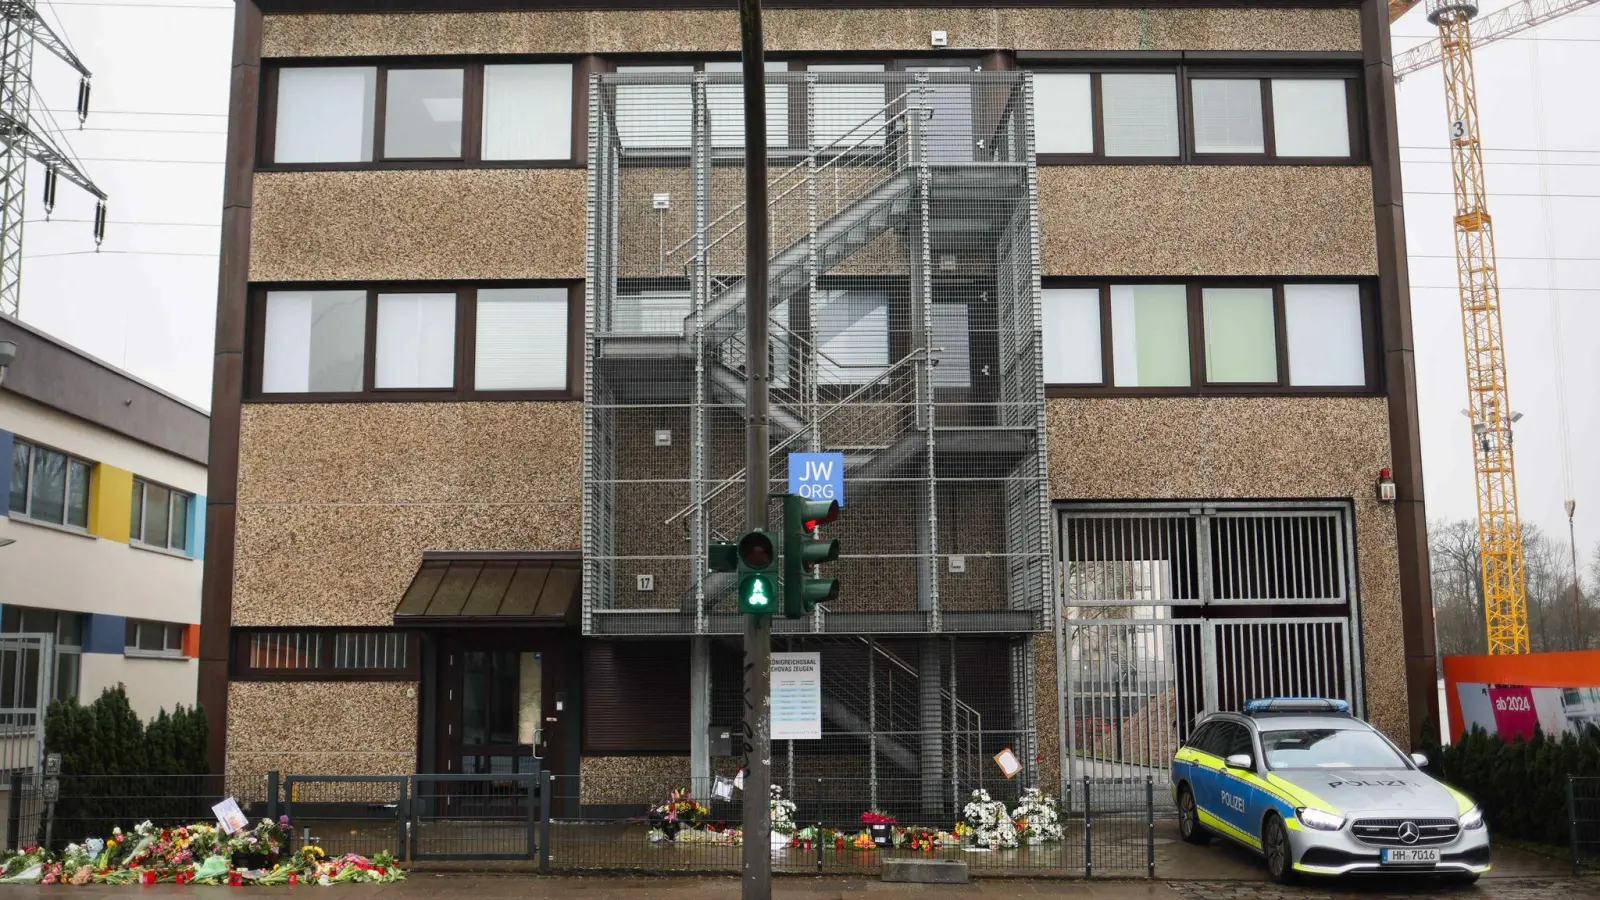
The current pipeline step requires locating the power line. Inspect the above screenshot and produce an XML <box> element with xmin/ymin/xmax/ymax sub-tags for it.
<box><xmin>40</xmin><ymin>2</ymin><xmax>231</xmax><ymax>8</ymax></box>
<box><xmin>1400</xmin><ymin>145</ymin><xmax>1600</xmax><ymax>153</ymax></box>
<box><xmin>55</xmin><ymin>156</ymin><xmax>223</xmax><ymax>164</ymax></box>
<box><xmin>44</xmin><ymin>108</ymin><xmax>225</xmax><ymax>117</ymax></box>
<box><xmin>26</xmin><ymin>218</ymin><xmax>217</xmax><ymax>227</ymax></box>
<box><xmin>24</xmin><ymin>249</ymin><xmax>216</xmax><ymax>259</ymax></box>
<box><xmin>1411</xmin><ymin>284</ymin><xmax>1600</xmax><ymax>291</ymax></box>
<box><xmin>47</xmin><ymin>125</ymin><xmax>226</xmax><ymax>135</ymax></box>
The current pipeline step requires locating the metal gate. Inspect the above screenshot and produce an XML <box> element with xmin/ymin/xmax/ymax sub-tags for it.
<box><xmin>410</xmin><ymin>773</ymin><xmax>545</xmax><ymax>862</ymax></box>
<box><xmin>0</xmin><ymin>633</ymin><xmax>56</xmax><ymax>850</ymax></box>
<box><xmin>1056</xmin><ymin>503</ymin><xmax>1363</xmax><ymax>802</ymax></box>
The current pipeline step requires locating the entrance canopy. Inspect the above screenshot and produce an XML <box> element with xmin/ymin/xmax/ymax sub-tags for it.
<box><xmin>395</xmin><ymin>551</ymin><xmax>580</xmax><ymax>627</ymax></box>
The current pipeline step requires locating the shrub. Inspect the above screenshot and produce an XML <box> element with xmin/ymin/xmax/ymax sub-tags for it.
<box><xmin>1422</xmin><ymin>721</ymin><xmax>1600</xmax><ymax>846</ymax></box>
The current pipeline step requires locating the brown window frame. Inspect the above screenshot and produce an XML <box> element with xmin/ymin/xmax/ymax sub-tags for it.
<box><xmin>1031</xmin><ymin>63</ymin><xmax>1364</xmax><ymax>166</ymax></box>
<box><xmin>232</xmin><ymin>628</ymin><xmax>421</xmax><ymax>682</ymax></box>
<box><xmin>245</xmin><ymin>281</ymin><xmax>584</xmax><ymax>403</ymax></box>
<box><xmin>1042</xmin><ymin>278</ymin><xmax>1380</xmax><ymax>398</ymax></box>
<box><xmin>258</xmin><ymin>57</ymin><xmax>584</xmax><ymax>171</ymax></box>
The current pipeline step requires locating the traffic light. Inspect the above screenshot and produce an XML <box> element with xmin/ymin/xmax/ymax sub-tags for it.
<box><xmin>782</xmin><ymin>494</ymin><xmax>840</xmax><ymax>618</ymax></box>
<box><xmin>735</xmin><ymin>529</ymin><xmax>778</xmax><ymax>616</ymax></box>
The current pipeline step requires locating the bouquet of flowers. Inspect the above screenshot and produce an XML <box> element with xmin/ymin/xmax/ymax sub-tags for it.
<box><xmin>769</xmin><ymin>784</ymin><xmax>797</xmax><ymax>836</ymax></box>
<box><xmin>0</xmin><ymin>846</ymin><xmax>49</xmax><ymax>883</ymax></box>
<box><xmin>961</xmin><ymin>789</ymin><xmax>1018</xmax><ymax>850</ymax></box>
<box><xmin>648</xmin><ymin>789</ymin><xmax>710</xmax><ymax>839</ymax></box>
<box><xmin>859</xmin><ymin>810</ymin><xmax>897</xmax><ymax>826</ymax></box>
<box><xmin>1010</xmin><ymin>788</ymin><xmax>1063</xmax><ymax>844</ymax></box>
<box><xmin>897</xmin><ymin>827</ymin><xmax>943</xmax><ymax>852</ymax></box>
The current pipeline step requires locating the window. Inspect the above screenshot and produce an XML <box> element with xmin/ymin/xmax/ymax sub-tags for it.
<box><xmin>1271</xmin><ymin>79</ymin><xmax>1351</xmax><ymax>158</ymax></box>
<box><xmin>1260</xmin><ymin>728</ymin><xmax>1407</xmax><ymax>770</ymax></box>
<box><xmin>1034</xmin><ymin>73</ymin><xmax>1093</xmax><ymax>155</ymax></box>
<box><xmin>125</xmin><ymin>619</ymin><xmax>187</xmax><ymax>658</ymax></box>
<box><xmin>273</xmin><ymin>67</ymin><xmax>377</xmax><ymax>164</ymax></box>
<box><xmin>1202</xmin><ymin>287</ymin><xmax>1277</xmax><ymax>384</ymax></box>
<box><xmin>812</xmin><ymin>63</ymin><xmax>888</xmax><ymax>148</ymax></box>
<box><xmin>235</xmin><ymin>629</ymin><xmax>417</xmax><ymax>680</ymax></box>
<box><xmin>1044</xmin><ymin>281</ymin><xmax>1373</xmax><ymax>394</ymax></box>
<box><xmin>252</xmin><ymin>284</ymin><xmax>577</xmax><ymax>400</ymax></box>
<box><xmin>262</xmin><ymin>289</ymin><xmax>366</xmax><ymax>394</ymax></box>
<box><xmin>130</xmin><ymin>478</ymin><xmax>192</xmax><ymax>552</ymax></box>
<box><xmin>1103</xmin><ymin>73</ymin><xmax>1180</xmax><ymax>157</ymax></box>
<box><xmin>475</xmin><ymin>288</ymin><xmax>568</xmax><ymax>391</ymax></box>
<box><xmin>1031</xmin><ymin>66</ymin><xmax>1358</xmax><ymax>163</ymax></box>
<box><xmin>482</xmin><ymin>64</ymin><xmax>573</xmax><ymax>161</ymax></box>
<box><xmin>705</xmin><ymin>61</ymin><xmax>790</xmax><ymax>149</ymax></box>
<box><xmin>1191</xmin><ymin>79</ymin><xmax>1264</xmax><ymax>154</ymax></box>
<box><xmin>1190</xmin><ymin>75</ymin><xmax>1355</xmax><ymax>160</ymax></box>
<box><xmin>1042</xmin><ymin>288</ymin><xmax>1103</xmax><ymax>384</ymax></box>
<box><xmin>815</xmin><ymin>289</ymin><xmax>890</xmax><ymax>385</ymax></box>
<box><xmin>0</xmin><ymin>606</ymin><xmax>83</xmax><ymax>704</ymax></box>
<box><xmin>613</xmin><ymin>60</ymin><xmax>789</xmax><ymax>150</ymax></box>
<box><xmin>265</xmin><ymin>62</ymin><xmax>575</xmax><ymax>166</ymax></box>
<box><xmin>8</xmin><ymin>440</ymin><xmax>91</xmax><ymax>530</ymax></box>
<box><xmin>1111</xmin><ymin>285</ymin><xmax>1190</xmax><ymax>387</ymax></box>
<box><xmin>376</xmin><ymin>292</ymin><xmax>457</xmax><ymax>389</ymax></box>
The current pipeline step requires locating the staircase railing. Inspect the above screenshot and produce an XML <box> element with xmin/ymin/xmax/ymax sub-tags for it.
<box><xmin>664</xmin><ymin>345</ymin><xmax>927</xmax><ymax>527</ymax></box>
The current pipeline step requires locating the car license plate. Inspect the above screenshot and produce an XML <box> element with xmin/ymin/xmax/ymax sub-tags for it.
<box><xmin>1381</xmin><ymin>848</ymin><xmax>1439</xmax><ymax>865</ymax></box>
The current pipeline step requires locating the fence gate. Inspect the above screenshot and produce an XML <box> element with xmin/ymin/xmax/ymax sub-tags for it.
<box><xmin>0</xmin><ymin>633</ymin><xmax>55</xmax><ymax>850</ymax></box>
<box><xmin>1057</xmin><ymin>503</ymin><xmax>1363</xmax><ymax>802</ymax></box>
<box><xmin>410</xmin><ymin>773</ymin><xmax>546</xmax><ymax>862</ymax></box>
<box><xmin>279</xmin><ymin>775</ymin><xmax>407</xmax><ymax>861</ymax></box>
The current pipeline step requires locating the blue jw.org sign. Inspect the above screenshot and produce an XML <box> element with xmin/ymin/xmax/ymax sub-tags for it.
<box><xmin>788</xmin><ymin>452</ymin><xmax>845</xmax><ymax>508</ymax></box>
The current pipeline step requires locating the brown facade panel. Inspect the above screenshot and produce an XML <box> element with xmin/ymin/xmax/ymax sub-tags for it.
<box><xmin>233</xmin><ymin>501</ymin><xmax>581</xmax><ymax>627</ymax></box>
<box><xmin>249</xmin><ymin>170</ymin><xmax>586</xmax><ymax>282</ymax></box>
<box><xmin>237</xmin><ymin>402</ymin><xmax>582</xmax><ymax>505</ymax></box>
<box><xmin>261</xmin><ymin>7</ymin><xmax>1359</xmax><ymax>57</ymax></box>
<box><xmin>226</xmin><ymin>681</ymin><xmax>419</xmax><ymax>795</ymax></box>
<box><xmin>1047</xmin><ymin>395</ymin><xmax>1407</xmax><ymax>743</ymax></box>
<box><xmin>1038</xmin><ymin>166</ymin><xmax>1377</xmax><ymax>277</ymax></box>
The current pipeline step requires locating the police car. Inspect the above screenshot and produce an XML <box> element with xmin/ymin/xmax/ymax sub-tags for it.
<box><xmin>1170</xmin><ymin>698</ymin><xmax>1490</xmax><ymax>884</ymax></box>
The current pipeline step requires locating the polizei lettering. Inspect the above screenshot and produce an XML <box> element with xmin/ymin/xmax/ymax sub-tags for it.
<box><xmin>1327</xmin><ymin>780</ymin><xmax>1412</xmax><ymax>788</ymax></box>
<box><xmin>1220</xmin><ymin>790</ymin><xmax>1246</xmax><ymax>812</ymax></box>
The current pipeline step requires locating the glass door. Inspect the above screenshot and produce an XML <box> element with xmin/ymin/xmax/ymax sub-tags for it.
<box><xmin>458</xmin><ymin>649</ymin><xmax>545</xmax><ymax>775</ymax></box>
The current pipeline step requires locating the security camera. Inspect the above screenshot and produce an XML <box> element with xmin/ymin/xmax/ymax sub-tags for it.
<box><xmin>0</xmin><ymin>339</ymin><xmax>14</xmax><ymax>386</ymax></box>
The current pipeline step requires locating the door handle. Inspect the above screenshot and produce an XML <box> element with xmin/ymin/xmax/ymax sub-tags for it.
<box><xmin>531</xmin><ymin>727</ymin><xmax>544</xmax><ymax>760</ymax></box>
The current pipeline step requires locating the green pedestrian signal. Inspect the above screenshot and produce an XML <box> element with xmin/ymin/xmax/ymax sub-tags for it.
<box><xmin>782</xmin><ymin>494</ymin><xmax>840</xmax><ymax>619</ymax></box>
<box><xmin>735</xmin><ymin>529</ymin><xmax>778</xmax><ymax>617</ymax></box>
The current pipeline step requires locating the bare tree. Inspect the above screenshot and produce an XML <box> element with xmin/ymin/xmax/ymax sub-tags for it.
<box><xmin>1429</xmin><ymin>519</ymin><xmax>1598</xmax><ymax>656</ymax></box>
<box><xmin>1430</xmin><ymin>518</ymin><xmax>1487</xmax><ymax>656</ymax></box>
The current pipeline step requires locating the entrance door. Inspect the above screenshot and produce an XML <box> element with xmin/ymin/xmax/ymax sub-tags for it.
<box><xmin>435</xmin><ymin>632</ymin><xmax>573</xmax><ymax>779</ymax></box>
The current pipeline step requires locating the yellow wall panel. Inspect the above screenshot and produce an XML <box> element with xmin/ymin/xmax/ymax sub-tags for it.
<box><xmin>88</xmin><ymin>463</ymin><xmax>132</xmax><ymax>544</ymax></box>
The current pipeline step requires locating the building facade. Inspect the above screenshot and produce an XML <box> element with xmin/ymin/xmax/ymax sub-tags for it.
<box><xmin>0</xmin><ymin>317</ymin><xmax>208</xmax><ymax>730</ymax></box>
<box><xmin>203</xmin><ymin>0</ymin><xmax>1435</xmax><ymax>812</ymax></box>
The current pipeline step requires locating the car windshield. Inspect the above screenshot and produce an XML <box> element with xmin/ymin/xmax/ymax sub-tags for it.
<box><xmin>1260</xmin><ymin>728</ymin><xmax>1410</xmax><ymax>770</ymax></box>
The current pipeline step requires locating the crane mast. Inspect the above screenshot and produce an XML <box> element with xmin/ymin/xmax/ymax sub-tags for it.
<box><xmin>1427</xmin><ymin>0</ymin><xmax>1529</xmax><ymax>654</ymax></box>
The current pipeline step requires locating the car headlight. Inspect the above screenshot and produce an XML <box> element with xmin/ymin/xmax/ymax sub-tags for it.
<box><xmin>1460</xmin><ymin>806</ymin><xmax>1485</xmax><ymax>830</ymax></box>
<box><xmin>1296</xmin><ymin>807</ymin><xmax>1346</xmax><ymax>831</ymax></box>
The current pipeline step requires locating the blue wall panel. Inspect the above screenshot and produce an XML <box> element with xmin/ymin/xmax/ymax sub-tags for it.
<box><xmin>186</xmin><ymin>495</ymin><xmax>206</xmax><ymax>560</ymax></box>
<box><xmin>83</xmin><ymin>613</ymin><xmax>128</xmax><ymax>655</ymax></box>
<box><xmin>0</xmin><ymin>430</ymin><xmax>12</xmax><ymax>512</ymax></box>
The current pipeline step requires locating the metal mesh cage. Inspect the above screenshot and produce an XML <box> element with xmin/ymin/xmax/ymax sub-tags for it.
<box><xmin>583</xmin><ymin>70</ymin><xmax>1050</xmax><ymax>639</ymax></box>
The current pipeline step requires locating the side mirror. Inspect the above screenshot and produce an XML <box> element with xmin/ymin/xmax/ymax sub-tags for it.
<box><xmin>1225</xmin><ymin>753</ymin><xmax>1254</xmax><ymax>771</ymax></box>
<box><xmin>1410</xmin><ymin>752</ymin><xmax>1429</xmax><ymax>768</ymax></box>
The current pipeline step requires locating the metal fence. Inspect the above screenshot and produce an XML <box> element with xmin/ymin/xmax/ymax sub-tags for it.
<box><xmin>1572</xmin><ymin>776</ymin><xmax>1600</xmax><ymax>873</ymax></box>
<box><xmin>5</xmin><ymin>774</ymin><xmax>227</xmax><ymax>853</ymax></box>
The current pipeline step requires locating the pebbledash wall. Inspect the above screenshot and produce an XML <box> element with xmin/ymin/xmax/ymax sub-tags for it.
<box><xmin>205</xmin><ymin>0</ymin><xmax>1434</xmax><ymax>793</ymax></box>
<box><xmin>0</xmin><ymin>317</ymin><xmax>207</xmax><ymax>720</ymax></box>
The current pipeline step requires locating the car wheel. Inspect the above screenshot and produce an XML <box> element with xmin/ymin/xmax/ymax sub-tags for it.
<box><xmin>1262</xmin><ymin>814</ymin><xmax>1296</xmax><ymax>884</ymax></box>
<box><xmin>1177</xmin><ymin>784</ymin><xmax>1210</xmax><ymax>845</ymax></box>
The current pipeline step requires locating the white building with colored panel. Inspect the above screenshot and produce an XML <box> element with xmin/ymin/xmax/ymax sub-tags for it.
<box><xmin>0</xmin><ymin>317</ymin><xmax>207</xmax><ymax>721</ymax></box>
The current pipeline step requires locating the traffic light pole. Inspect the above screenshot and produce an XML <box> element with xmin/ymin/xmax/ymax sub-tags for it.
<box><xmin>738</xmin><ymin>0</ymin><xmax>772</xmax><ymax>897</ymax></box>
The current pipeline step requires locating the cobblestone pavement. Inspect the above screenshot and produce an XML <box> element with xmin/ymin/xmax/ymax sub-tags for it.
<box><xmin>1166</xmin><ymin>876</ymin><xmax>1600</xmax><ymax>900</ymax></box>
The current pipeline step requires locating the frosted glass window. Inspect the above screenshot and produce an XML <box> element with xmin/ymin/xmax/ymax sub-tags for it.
<box><xmin>1192</xmin><ymin>79</ymin><xmax>1264</xmax><ymax>154</ymax></box>
<box><xmin>1110</xmin><ymin>285</ymin><xmax>1189</xmax><ymax>387</ymax></box>
<box><xmin>274</xmin><ymin>67</ymin><xmax>376</xmax><ymax>163</ymax></box>
<box><xmin>1271</xmin><ymin>79</ymin><xmax>1350</xmax><ymax>158</ymax></box>
<box><xmin>475</xmin><ymin>288</ymin><xmax>569</xmax><ymax>391</ymax></box>
<box><xmin>384</xmin><ymin>68</ymin><xmax>465</xmax><ymax>158</ymax></box>
<box><xmin>262</xmin><ymin>290</ymin><xmax>366</xmax><ymax>393</ymax></box>
<box><xmin>705</xmin><ymin>61</ymin><xmax>790</xmax><ymax>148</ymax></box>
<box><xmin>817</xmin><ymin>290</ymin><xmax>889</xmax><ymax>384</ymax></box>
<box><xmin>1034</xmin><ymin>73</ymin><xmax>1093</xmax><ymax>154</ymax></box>
<box><xmin>1042</xmin><ymin>288</ymin><xmax>1103</xmax><ymax>384</ymax></box>
<box><xmin>931</xmin><ymin>303</ymin><xmax>972</xmax><ymax>387</ymax></box>
<box><xmin>1284</xmin><ymin>284</ymin><xmax>1365</xmax><ymax>386</ymax></box>
<box><xmin>616</xmin><ymin>65</ymin><xmax>694</xmax><ymax>148</ymax></box>
<box><xmin>1102</xmin><ymin>73</ymin><xmax>1179</xmax><ymax>157</ymax></box>
<box><xmin>811</xmin><ymin>64</ymin><xmax>887</xmax><ymax>148</ymax></box>
<box><xmin>1202</xmin><ymin>287</ymin><xmax>1278</xmax><ymax>383</ymax></box>
<box><xmin>376</xmin><ymin>293</ymin><xmax>457</xmax><ymax>389</ymax></box>
<box><xmin>482</xmin><ymin>64</ymin><xmax>572</xmax><ymax>161</ymax></box>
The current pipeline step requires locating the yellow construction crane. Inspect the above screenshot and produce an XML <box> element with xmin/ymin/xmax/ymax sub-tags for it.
<box><xmin>1388</xmin><ymin>0</ymin><xmax>1599</xmax><ymax>653</ymax></box>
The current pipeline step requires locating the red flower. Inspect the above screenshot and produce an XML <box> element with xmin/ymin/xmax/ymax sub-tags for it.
<box><xmin>229</xmin><ymin>873</ymin><xmax>243</xmax><ymax>886</ymax></box>
<box><xmin>375</xmin><ymin>867</ymin><xmax>386</xmax><ymax>877</ymax></box>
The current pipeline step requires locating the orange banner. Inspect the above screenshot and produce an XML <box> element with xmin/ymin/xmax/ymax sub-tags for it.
<box><xmin>1441</xmin><ymin>650</ymin><xmax>1600</xmax><ymax>743</ymax></box>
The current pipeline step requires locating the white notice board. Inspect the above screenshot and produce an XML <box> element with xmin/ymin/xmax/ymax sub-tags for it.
<box><xmin>771</xmin><ymin>652</ymin><xmax>822</xmax><ymax>740</ymax></box>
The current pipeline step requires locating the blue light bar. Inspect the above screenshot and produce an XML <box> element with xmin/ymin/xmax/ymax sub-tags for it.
<box><xmin>1244</xmin><ymin>697</ymin><xmax>1350</xmax><ymax>714</ymax></box>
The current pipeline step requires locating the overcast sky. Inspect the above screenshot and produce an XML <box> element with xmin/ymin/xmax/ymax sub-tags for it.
<box><xmin>14</xmin><ymin>0</ymin><xmax>1599</xmax><ymax>571</ymax></box>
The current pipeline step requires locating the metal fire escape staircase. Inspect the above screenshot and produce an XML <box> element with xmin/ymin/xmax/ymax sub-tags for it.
<box><xmin>587</xmin><ymin>70</ymin><xmax>1045</xmax><ymax>636</ymax></box>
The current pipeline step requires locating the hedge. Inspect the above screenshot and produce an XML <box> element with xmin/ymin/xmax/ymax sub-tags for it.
<box><xmin>1423</xmin><ymin>722</ymin><xmax>1600</xmax><ymax>846</ymax></box>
